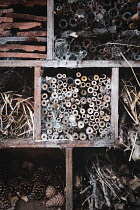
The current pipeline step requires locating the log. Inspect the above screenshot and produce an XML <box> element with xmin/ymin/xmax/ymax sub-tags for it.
<box><xmin>0</xmin><ymin>8</ymin><xmax>13</xmax><ymax>15</ymax></box>
<box><xmin>0</xmin><ymin>0</ymin><xmax>46</xmax><ymax>7</ymax></box>
<box><xmin>17</xmin><ymin>31</ymin><xmax>47</xmax><ymax>37</ymax></box>
<box><xmin>0</xmin><ymin>17</ymin><xmax>13</xmax><ymax>23</ymax></box>
<box><xmin>6</xmin><ymin>13</ymin><xmax>47</xmax><ymax>22</ymax></box>
<box><xmin>0</xmin><ymin>52</ymin><xmax>47</xmax><ymax>59</ymax></box>
<box><xmin>0</xmin><ymin>37</ymin><xmax>47</xmax><ymax>44</ymax></box>
<box><xmin>0</xmin><ymin>31</ymin><xmax>11</xmax><ymax>37</ymax></box>
<box><xmin>0</xmin><ymin>44</ymin><xmax>46</xmax><ymax>52</ymax></box>
<box><xmin>0</xmin><ymin>22</ymin><xmax>42</xmax><ymax>32</ymax></box>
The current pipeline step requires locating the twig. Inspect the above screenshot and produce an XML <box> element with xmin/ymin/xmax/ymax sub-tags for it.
<box><xmin>129</xmin><ymin>132</ymin><xmax>138</xmax><ymax>162</ymax></box>
<box><xmin>121</xmin><ymin>52</ymin><xmax>140</xmax><ymax>87</ymax></box>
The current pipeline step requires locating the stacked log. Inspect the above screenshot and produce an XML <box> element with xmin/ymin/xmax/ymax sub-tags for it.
<box><xmin>0</xmin><ymin>0</ymin><xmax>47</xmax><ymax>59</ymax></box>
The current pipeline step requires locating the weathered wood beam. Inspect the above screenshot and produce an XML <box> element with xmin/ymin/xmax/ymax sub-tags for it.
<box><xmin>6</xmin><ymin>13</ymin><xmax>47</xmax><ymax>22</ymax></box>
<box><xmin>0</xmin><ymin>22</ymin><xmax>42</xmax><ymax>32</ymax></box>
<box><xmin>0</xmin><ymin>44</ymin><xmax>46</xmax><ymax>52</ymax></box>
<box><xmin>0</xmin><ymin>60</ymin><xmax>139</xmax><ymax>68</ymax></box>
<box><xmin>47</xmin><ymin>0</ymin><xmax>54</xmax><ymax>59</ymax></box>
<box><xmin>66</xmin><ymin>148</ymin><xmax>73</xmax><ymax>210</ymax></box>
<box><xmin>16</xmin><ymin>31</ymin><xmax>47</xmax><ymax>37</ymax></box>
<box><xmin>34</xmin><ymin>67</ymin><xmax>41</xmax><ymax>140</ymax></box>
<box><xmin>0</xmin><ymin>17</ymin><xmax>13</xmax><ymax>23</ymax></box>
<box><xmin>0</xmin><ymin>52</ymin><xmax>47</xmax><ymax>59</ymax></box>
<box><xmin>0</xmin><ymin>37</ymin><xmax>47</xmax><ymax>44</ymax></box>
<box><xmin>111</xmin><ymin>68</ymin><xmax>119</xmax><ymax>140</ymax></box>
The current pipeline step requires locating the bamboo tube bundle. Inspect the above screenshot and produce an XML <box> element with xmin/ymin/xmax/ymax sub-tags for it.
<box><xmin>41</xmin><ymin>72</ymin><xmax>111</xmax><ymax>141</ymax></box>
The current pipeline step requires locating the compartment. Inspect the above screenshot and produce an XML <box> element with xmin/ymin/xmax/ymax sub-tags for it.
<box><xmin>54</xmin><ymin>0</ymin><xmax>140</xmax><ymax>61</ymax></box>
<box><xmin>0</xmin><ymin>148</ymin><xmax>65</xmax><ymax>209</ymax></box>
<box><xmin>0</xmin><ymin>67</ymin><xmax>34</xmax><ymax>140</ymax></box>
<box><xmin>0</xmin><ymin>0</ymin><xmax>47</xmax><ymax>60</ymax></box>
<box><xmin>73</xmin><ymin>148</ymin><xmax>140</xmax><ymax>210</ymax></box>
<box><xmin>41</xmin><ymin>67</ymin><xmax>114</xmax><ymax>144</ymax></box>
<box><xmin>118</xmin><ymin>67</ymin><xmax>140</xmax><ymax>161</ymax></box>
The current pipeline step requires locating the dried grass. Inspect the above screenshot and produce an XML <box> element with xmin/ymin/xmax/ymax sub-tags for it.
<box><xmin>0</xmin><ymin>91</ymin><xmax>34</xmax><ymax>139</ymax></box>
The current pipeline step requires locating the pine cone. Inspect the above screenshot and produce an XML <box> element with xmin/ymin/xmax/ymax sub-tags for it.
<box><xmin>46</xmin><ymin>193</ymin><xmax>65</xmax><ymax>207</ymax></box>
<box><xmin>0</xmin><ymin>180</ymin><xmax>8</xmax><ymax>199</ymax></box>
<box><xmin>32</xmin><ymin>167</ymin><xmax>46</xmax><ymax>184</ymax></box>
<box><xmin>0</xmin><ymin>196</ymin><xmax>11</xmax><ymax>209</ymax></box>
<box><xmin>8</xmin><ymin>178</ymin><xmax>19</xmax><ymax>197</ymax></box>
<box><xmin>31</xmin><ymin>182</ymin><xmax>45</xmax><ymax>200</ymax></box>
<box><xmin>46</xmin><ymin>185</ymin><xmax>56</xmax><ymax>199</ymax></box>
<box><xmin>19</xmin><ymin>179</ymin><xmax>32</xmax><ymax>196</ymax></box>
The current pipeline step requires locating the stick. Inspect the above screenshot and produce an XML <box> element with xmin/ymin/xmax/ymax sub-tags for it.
<box><xmin>129</xmin><ymin>132</ymin><xmax>138</xmax><ymax>161</ymax></box>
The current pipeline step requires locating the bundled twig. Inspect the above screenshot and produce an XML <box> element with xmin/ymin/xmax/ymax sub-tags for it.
<box><xmin>0</xmin><ymin>91</ymin><xmax>34</xmax><ymax>139</ymax></box>
<box><xmin>81</xmin><ymin>156</ymin><xmax>124</xmax><ymax>209</ymax></box>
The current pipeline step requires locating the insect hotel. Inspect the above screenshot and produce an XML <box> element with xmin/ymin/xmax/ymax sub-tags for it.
<box><xmin>0</xmin><ymin>0</ymin><xmax>139</xmax><ymax>210</ymax></box>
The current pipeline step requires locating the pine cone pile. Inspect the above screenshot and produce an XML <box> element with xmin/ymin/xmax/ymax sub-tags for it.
<box><xmin>0</xmin><ymin>156</ymin><xmax>65</xmax><ymax>209</ymax></box>
<box><xmin>46</xmin><ymin>193</ymin><xmax>65</xmax><ymax>207</ymax></box>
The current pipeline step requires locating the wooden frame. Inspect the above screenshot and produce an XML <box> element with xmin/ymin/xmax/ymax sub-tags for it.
<box><xmin>0</xmin><ymin>0</ymin><xmax>139</xmax><ymax>209</ymax></box>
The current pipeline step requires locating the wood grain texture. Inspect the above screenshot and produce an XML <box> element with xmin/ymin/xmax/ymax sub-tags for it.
<box><xmin>0</xmin><ymin>44</ymin><xmax>46</xmax><ymax>52</ymax></box>
<box><xmin>0</xmin><ymin>37</ymin><xmax>47</xmax><ymax>44</ymax></box>
<box><xmin>66</xmin><ymin>148</ymin><xmax>73</xmax><ymax>210</ymax></box>
<box><xmin>0</xmin><ymin>31</ymin><xmax>10</xmax><ymax>37</ymax></box>
<box><xmin>47</xmin><ymin>0</ymin><xmax>54</xmax><ymax>59</ymax></box>
<box><xmin>0</xmin><ymin>52</ymin><xmax>47</xmax><ymax>59</ymax></box>
<box><xmin>111</xmin><ymin>68</ymin><xmax>119</xmax><ymax>141</ymax></box>
<box><xmin>6</xmin><ymin>13</ymin><xmax>47</xmax><ymax>22</ymax></box>
<box><xmin>0</xmin><ymin>17</ymin><xmax>13</xmax><ymax>23</ymax></box>
<box><xmin>34</xmin><ymin>67</ymin><xmax>41</xmax><ymax>140</ymax></box>
<box><xmin>17</xmin><ymin>31</ymin><xmax>47</xmax><ymax>37</ymax></box>
<box><xmin>0</xmin><ymin>60</ymin><xmax>139</xmax><ymax>68</ymax></box>
<box><xmin>0</xmin><ymin>22</ymin><xmax>42</xmax><ymax>31</ymax></box>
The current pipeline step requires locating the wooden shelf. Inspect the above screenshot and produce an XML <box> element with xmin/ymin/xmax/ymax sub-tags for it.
<box><xmin>0</xmin><ymin>138</ymin><xmax>114</xmax><ymax>149</ymax></box>
<box><xmin>0</xmin><ymin>60</ymin><xmax>139</xmax><ymax>67</ymax></box>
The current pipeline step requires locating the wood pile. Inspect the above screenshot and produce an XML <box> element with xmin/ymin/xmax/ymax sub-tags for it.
<box><xmin>0</xmin><ymin>0</ymin><xmax>47</xmax><ymax>60</ymax></box>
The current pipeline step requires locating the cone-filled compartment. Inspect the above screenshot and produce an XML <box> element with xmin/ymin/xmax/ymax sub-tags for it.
<box><xmin>0</xmin><ymin>148</ymin><xmax>65</xmax><ymax>210</ymax></box>
<box><xmin>0</xmin><ymin>0</ymin><xmax>47</xmax><ymax>60</ymax></box>
<box><xmin>41</xmin><ymin>68</ymin><xmax>113</xmax><ymax>144</ymax></box>
<box><xmin>73</xmin><ymin>148</ymin><xmax>140</xmax><ymax>210</ymax></box>
<box><xmin>0</xmin><ymin>67</ymin><xmax>34</xmax><ymax>140</ymax></box>
<box><xmin>118</xmin><ymin>68</ymin><xmax>140</xmax><ymax>161</ymax></box>
<box><xmin>54</xmin><ymin>0</ymin><xmax>140</xmax><ymax>61</ymax></box>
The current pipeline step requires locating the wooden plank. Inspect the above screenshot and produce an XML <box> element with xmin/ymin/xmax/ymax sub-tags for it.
<box><xmin>0</xmin><ymin>17</ymin><xmax>13</xmax><ymax>23</ymax></box>
<box><xmin>0</xmin><ymin>52</ymin><xmax>47</xmax><ymax>59</ymax></box>
<box><xmin>111</xmin><ymin>68</ymin><xmax>119</xmax><ymax>141</ymax></box>
<box><xmin>66</xmin><ymin>148</ymin><xmax>73</xmax><ymax>210</ymax></box>
<box><xmin>47</xmin><ymin>0</ymin><xmax>54</xmax><ymax>59</ymax></box>
<box><xmin>0</xmin><ymin>60</ymin><xmax>139</xmax><ymax>68</ymax></box>
<box><xmin>0</xmin><ymin>0</ymin><xmax>46</xmax><ymax>7</ymax></box>
<box><xmin>17</xmin><ymin>31</ymin><xmax>47</xmax><ymax>37</ymax></box>
<box><xmin>34</xmin><ymin>67</ymin><xmax>41</xmax><ymax>140</ymax></box>
<box><xmin>0</xmin><ymin>44</ymin><xmax>46</xmax><ymax>52</ymax></box>
<box><xmin>0</xmin><ymin>37</ymin><xmax>47</xmax><ymax>44</ymax></box>
<box><xmin>0</xmin><ymin>31</ymin><xmax>10</xmax><ymax>37</ymax></box>
<box><xmin>0</xmin><ymin>8</ymin><xmax>13</xmax><ymax>15</ymax></box>
<box><xmin>6</xmin><ymin>13</ymin><xmax>47</xmax><ymax>22</ymax></box>
<box><xmin>0</xmin><ymin>22</ymin><xmax>42</xmax><ymax>32</ymax></box>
